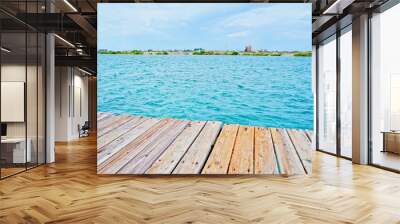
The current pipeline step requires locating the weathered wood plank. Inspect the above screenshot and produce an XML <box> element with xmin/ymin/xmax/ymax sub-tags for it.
<box><xmin>146</xmin><ymin>121</ymin><xmax>206</xmax><ymax>174</ymax></box>
<box><xmin>305</xmin><ymin>130</ymin><xmax>313</xmax><ymax>143</ymax></box>
<box><xmin>97</xmin><ymin>118</ymin><xmax>159</xmax><ymax>167</ymax></box>
<box><xmin>271</xmin><ymin>128</ymin><xmax>305</xmax><ymax>176</ymax></box>
<box><xmin>97</xmin><ymin>112</ymin><xmax>112</xmax><ymax>121</ymax></box>
<box><xmin>228</xmin><ymin>126</ymin><xmax>255</xmax><ymax>174</ymax></box>
<box><xmin>280</xmin><ymin>129</ymin><xmax>307</xmax><ymax>175</ymax></box>
<box><xmin>97</xmin><ymin>116</ymin><xmax>144</xmax><ymax>150</ymax></box>
<box><xmin>173</xmin><ymin>121</ymin><xmax>222</xmax><ymax>174</ymax></box>
<box><xmin>98</xmin><ymin>115</ymin><xmax>135</xmax><ymax>137</ymax></box>
<box><xmin>202</xmin><ymin>124</ymin><xmax>239</xmax><ymax>174</ymax></box>
<box><xmin>118</xmin><ymin>120</ymin><xmax>189</xmax><ymax>174</ymax></box>
<box><xmin>270</xmin><ymin>128</ymin><xmax>287</xmax><ymax>175</ymax></box>
<box><xmin>98</xmin><ymin>114</ymin><xmax>118</xmax><ymax>130</ymax></box>
<box><xmin>96</xmin><ymin>113</ymin><xmax>311</xmax><ymax>176</ymax></box>
<box><xmin>287</xmin><ymin>129</ymin><xmax>312</xmax><ymax>174</ymax></box>
<box><xmin>97</xmin><ymin>112</ymin><xmax>105</xmax><ymax>120</ymax></box>
<box><xmin>98</xmin><ymin>119</ymin><xmax>176</xmax><ymax>174</ymax></box>
<box><xmin>254</xmin><ymin>127</ymin><xmax>279</xmax><ymax>175</ymax></box>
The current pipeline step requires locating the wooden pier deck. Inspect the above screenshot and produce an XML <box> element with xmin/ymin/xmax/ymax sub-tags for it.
<box><xmin>97</xmin><ymin>112</ymin><xmax>313</xmax><ymax>176</ymax></box>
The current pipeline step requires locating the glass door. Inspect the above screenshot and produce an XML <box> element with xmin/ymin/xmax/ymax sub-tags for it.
<box><xmin>317</xmin><ymin>35</ymin><xmax>337</xmax><ymax>154</ymax></box>
<box><xmin>370</xmin><ymin>3</ymin><xmax>400</xmax><ymax>171</ymax></box>
<box><xmin>339</xmin><ymin>26</ymin><xmax>352</xmax><ymax>158</ymax></box>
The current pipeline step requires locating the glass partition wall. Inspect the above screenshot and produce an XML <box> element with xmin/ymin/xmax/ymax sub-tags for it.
<box><xmin>316</xmin><ymin>26</ymin><xmax>353</xmax><ymax>158</ymax></box>
<box><xmin>315</xmin><ymin>1</ymin><xmax>400</xmax><ymax>172</ymax></box>
<box><xmin>0</xmin><ymin>3</ymin><xmax>46</xmax><ymax>179</ymax></box>
<box><xmin>339</xmin><ymin>26</ymin><xmax>352</xmax><ymax>158</ymax></box>
<box><xmin>370</xmin><ymin>3</ymin><xmax>400</xmax><ymax>171</ymax></box>
<box><xmin>317</xmin><ymin>35</ymin><xmax>337</xmax><ymax>154</ymax></box>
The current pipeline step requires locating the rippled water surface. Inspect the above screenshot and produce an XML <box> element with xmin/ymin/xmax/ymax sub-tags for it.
<box><xmin>98</xmin><ymin>54</ymin><xmax>313</xmax><ymax>130</ymax></box>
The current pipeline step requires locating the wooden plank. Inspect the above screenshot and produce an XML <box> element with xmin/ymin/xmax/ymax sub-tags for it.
<box><xmin>270</xmin><ymin>128</ymin><xmax>287</xmax><ymax>175</ymax></box>
<box><xmin>270</xmin><ymin>128</ymin><xmax>305</xmax><ymax>176</ymax></box>
<box><xmin>97</xmin><ymin>112</ymin><xmax>114</xmax><ymax>122</ymax></box>
<box><xmin>287</xmin><ymin>129</ymin><xmax>312</xmax><ymax>174</ymax></box>
<box><xmin>98</xmin><ymin>119</ymin><xmax>177</xmax><ymax>174</ymax></box>
<box><xmin>228</xmin><ymin>126</ymin><xmax>254</xmax><ymax>174</ymax></box>
<box><xmin>173</xmin><ymin>121</ymin><xmax>222</xmax><ymax>174</ymax></box>
<box><xmin>280</xmin><ymin>129</ymin><xmax>307</xmax><ymax>175</ymax></box>
<box><xmin>254</xmin><ymin>127</ymin><xmax>279</xmax><ymax>175</ymax></box>
<box><xmin>306</xmin><ymin>130</ymin><xmax>313</xmax><ymax>143</ymax></box>
<box><xmin>146</xmin><ymin>121</ymin><xmax>206</xmax><ymax>174</ymax></box>
<box><xmin>118</xmin><ymin>120</ymin><xmax>190</xmax><ymax>174</ymax></box>
<box><xmin>98</xmin><ymin>114</ymin><xmax>119</xmax><ymax>131</ymax></box>
<box><xmin>97</xmin><ymin>116</ymin><xmax>144</xmax><ymax>150</ymax></box>
<box><xmin>201</xmin><ymin>124</ymin><xmax>239</xmax><ymax>174</ymax></box>
<box><xmin>97</xmin><ymin>112</ymin><xmax>105</xmax><ymax>119</ymax></box>
<box><xmin>97</xmin><ymin>118</ymin><xmax>159</xmax><ymax>167</ymax></box>
<box><xmin>97</xmin><ymin>112</ymin><xmax>112</xmax><ymax>121</ymax></box>
<box><xmin>98</xmin><ymin>115</ymin><xmax>135</xmax><ymax>137</ymax></box>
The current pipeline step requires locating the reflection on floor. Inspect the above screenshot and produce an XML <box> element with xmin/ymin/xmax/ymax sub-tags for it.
<box><xmin>0</xmin><ymin>162</ymin><xmax>42</xmax><ymax>179</ymax></box>
<box><xmin>1</xmin><ymin>135</ymin><xmax>400</xmax><ymax>223</ymax></box>
<box><xmin>0</xmin><ymin>167</ymin><xmax>25</xmax><ymax>178</ymax></box>
<box><xmin>373</xmin><ymin>150</ymin><xmax>400</xmax><ymax>171</ymax></box>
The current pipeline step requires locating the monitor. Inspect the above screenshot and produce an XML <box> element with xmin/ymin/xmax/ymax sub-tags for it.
<box><xmin>1</xmin><ymin>123</ymin><xmax>7</xmax><ymax>137</ymax></box>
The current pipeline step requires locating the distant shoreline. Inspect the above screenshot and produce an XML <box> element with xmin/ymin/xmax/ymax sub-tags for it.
<box><xmin>98</xmin><ymin>49</ymin><xmax>312</xmax><ymax>57</ymax></box>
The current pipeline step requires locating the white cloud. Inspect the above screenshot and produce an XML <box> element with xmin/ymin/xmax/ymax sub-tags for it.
<box><xmin>98</xmin><ymin>3</ymin><xmax>311</xmax><ymax>50</ymax></box>
<box><xmin>218</xmin><ymin>4</ymin><xmax>311</xmax><ymax>29</ymax></box>
<box><xmin>99</xmin><ymin>4</ymin><xmax>224</xmax><ymax>38</ymax></box>
<box><xmin>227</xmin><ymin>31</ymin><xmax>249</xmax><ymax>38</ymax></box>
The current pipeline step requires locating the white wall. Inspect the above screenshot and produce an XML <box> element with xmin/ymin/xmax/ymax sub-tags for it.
<box><xmin>55</xmin><ymin>67</ymin><xmax>89</xmax><ymax>141</ymax></box>
<box><xmin>55</xmin><ymin>66</ymin><xmax>70</xmax><ymax>141</ymax></box>
<box><xmin>0</xmin><ymin>64</ymin><xmax>41</xmax><ymax>138</ymax></box>
<box><xmin>1</xmin><ymin>63</ymin><xmax>46</xmax><ymax>164</ymax></box>
<box><xmin>1</xmin><ymin>65</ymin><xmax>26</xmax><ymax>139</ymax></box>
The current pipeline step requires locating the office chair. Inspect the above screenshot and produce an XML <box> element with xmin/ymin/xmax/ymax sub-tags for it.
<box><xmin>79</xmin><ymin>121</ymin><xmax>90</xmax><ymax>138</ymax></box>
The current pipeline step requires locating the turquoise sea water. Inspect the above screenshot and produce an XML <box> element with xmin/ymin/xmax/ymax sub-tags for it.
<box><xmin>98</xmin><ymin>54</ymin><xmax>313</xmax><ymax>130</ymax></box>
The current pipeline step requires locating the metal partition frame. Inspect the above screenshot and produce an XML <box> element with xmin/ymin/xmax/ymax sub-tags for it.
<box><xmin>315</xmin><ymin>0</ymin><xmax>400</xmax><ymax>172</ymax></box>
<box><xmin>314</xmin><ymin>19</ymin><xmax>352</xmax><ymax>160</ymax></box>
<box><xmin>0</xmin><ymin>1</ymin><xmax>48</xmax><ymax>180</ymax></box>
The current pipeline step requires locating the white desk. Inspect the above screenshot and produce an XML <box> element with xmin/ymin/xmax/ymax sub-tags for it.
<box><xmin>1</xmin><ymin>138</ymin><xmax>31</xmax><ymax>163</ymax></box>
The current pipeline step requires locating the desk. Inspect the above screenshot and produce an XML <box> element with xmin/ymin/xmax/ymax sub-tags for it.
<box><xmin>382</xmin><ymin>131</ymin><xmax>400</xmax><ymax>154</ymax></box>
<box><xmin>1</xmin><ymin>138</ymin><xmax>31</xmax><ymax>163</ymax></box>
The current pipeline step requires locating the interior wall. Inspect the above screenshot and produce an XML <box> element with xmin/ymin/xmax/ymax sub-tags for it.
<box><xmin>71</xmin><ymin>72</ymin><xmax>89</xmax><ymax>138</ymax></box>
<box><xmin>55</xmin><ymin>66</ymin><xmax>70</xmax><ymax>141</ymax></box>
<box><xmin>1</xmin><ymin>61</ymin><xmax>45</xmax><ymax>169</ymax></box>
<box><xmin>1</xmin><ymin>64</ymin><xmax>28</xmax><ymax>138</ymax></box>
<box><xmin>55</xmin><ymin>66</ymin><xmax>89</xmax><ymax>141</ymax></box>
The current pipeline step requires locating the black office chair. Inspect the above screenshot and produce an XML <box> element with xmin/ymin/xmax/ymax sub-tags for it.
<box><xmin>79</xmin><ymin>121</ymin><xmax>90</xmax><ymax>138</ymax></box>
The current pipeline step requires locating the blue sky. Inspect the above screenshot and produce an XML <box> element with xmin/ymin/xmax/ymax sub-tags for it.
<box><xmin>98</xmin><ymin>4</ymin><xmax>311</xmax><ymax>51</ymax></box>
